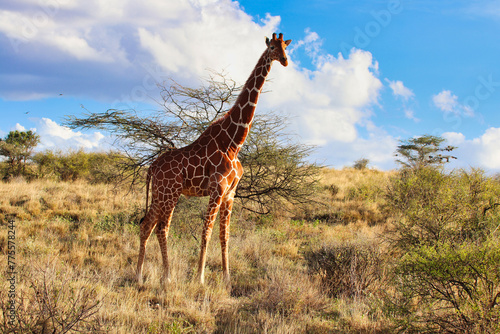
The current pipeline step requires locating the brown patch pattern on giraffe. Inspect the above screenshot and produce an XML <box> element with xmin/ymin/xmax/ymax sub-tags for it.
<box><xmin>136</xmin><ymin>33</ymin><xmax>291</xmax><ymax>286</ymax></box>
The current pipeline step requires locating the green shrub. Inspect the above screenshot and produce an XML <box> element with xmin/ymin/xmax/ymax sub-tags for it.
<box><xmin>346</xmin><ymin>182</ymin><xmax>384</xmax><ymax>203</ymax></box>
<box><xmin>386</xmin><ymin>167</ymin><xmax>499</xmax><ymax>249</ymax></box>
<box><xmin>390</xmin><ymin>238</ymin><xmax>500</xmax><ymax>333</ymax></box>
<box><xmin>384</xmin><ymin>167</ymin><xmax>500</xmax><ymax>333</ymax></box>
<box><xmin>32</xmin><ymin>150</ymin><xmax>126</xmax><ymax>183</ymax></box>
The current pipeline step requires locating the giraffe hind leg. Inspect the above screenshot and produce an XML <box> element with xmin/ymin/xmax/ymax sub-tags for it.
<box><xmin>136</xmin><ymin>209</ymin><xmax>158</xmax><ymax>284</ymax></box>
<box><xmin>155</xmin><ymin>208</ymin><xmax>176</xmax><ymax>285</ymax></box>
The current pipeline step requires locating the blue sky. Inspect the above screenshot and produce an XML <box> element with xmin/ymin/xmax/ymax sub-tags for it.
<box><xmin>1</xmin><ymin>0</ymin><xmax>500</xmax><ymax>171</ymax></box>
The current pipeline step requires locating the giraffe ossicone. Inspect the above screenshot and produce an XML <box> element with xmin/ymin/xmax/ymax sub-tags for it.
<box><xmin>136</xmin><ymin>32</ymin><xmax>291</xmax><ymax>287</ymax></box>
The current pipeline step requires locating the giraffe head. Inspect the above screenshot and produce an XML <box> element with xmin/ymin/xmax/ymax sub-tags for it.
<box><xmin>266</xmin><ymin>33</ymin><xmax>292</xmax><ymax>67</ymax></box>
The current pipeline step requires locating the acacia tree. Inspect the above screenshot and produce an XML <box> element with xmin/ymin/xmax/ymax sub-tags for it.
<box><xmin>64</xmin><ymin>72</ymin><xmax>319</xmax><ymax>213</ymax></box>
<box><xmin>395</xmin><ymin>135</ymin><xmax>457</xmax><ymax>169</ymax></box>
<box><xmin>0</xmin><ymin>130</ymin><xmax>40</xmax><ymax>177</ymax></box>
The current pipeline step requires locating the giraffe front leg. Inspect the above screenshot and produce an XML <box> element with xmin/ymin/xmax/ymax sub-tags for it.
<box><xmin>198</xmin><ymin>192</ymin><xmax>224</xmax><ymax>285</ymax></box>
<box><xmin>156</xmin><ymin>208</ymin><xmax>176</xmax><ymax>286</ymax></box>
<box><xmin>156</xmin><ymin>228</ymin><xmax>172</xmax><ymax>285</ymax></box>
<box><xmin>219</xmin><ymin>189</ymin><xmax>236</xmax><ymax>287</ymax></box>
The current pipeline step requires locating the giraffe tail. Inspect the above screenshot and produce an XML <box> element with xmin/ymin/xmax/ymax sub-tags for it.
<box><xmin>141</xmin><ymin>166</ymin><xmax>152</xmax><ymax>225</ymax></box>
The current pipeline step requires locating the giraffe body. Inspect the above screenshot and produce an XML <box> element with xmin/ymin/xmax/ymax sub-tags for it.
<box><xmin>136</xmin><ymin>33</ymin><xmax>291</xmax><ymax>286</ymax></box>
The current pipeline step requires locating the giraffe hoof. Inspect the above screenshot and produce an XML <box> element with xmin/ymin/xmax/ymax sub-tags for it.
<box><xmin>223</xmin><ymin>275</ymin><xmax>231</xmax><ymax>289</ymax></box>
<box><xmin>136</xmin><ymin>273</ymin><xmax>144</xmax><ymax>285</ymax></box>
<box><xmin>161</xmin><ymin>276</ymin><xmax>172</xmax><ymax>286</ymax></box>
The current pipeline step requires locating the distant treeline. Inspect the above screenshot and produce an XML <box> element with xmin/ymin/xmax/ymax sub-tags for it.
<box><xmin>1</xmin><ymin>150</ymin><xmax>128</xmax><ymax>183</ymax></box>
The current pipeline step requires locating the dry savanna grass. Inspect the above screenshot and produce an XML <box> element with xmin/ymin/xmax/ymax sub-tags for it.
<box><xmin>0</xmin><ymin>169</ymin><xmax>394</xmax><ymax>333</ymax></box>
<box><xmin>299</xmin><ymin>168</ymin><xmax>394</xmax><ymax>226</ymax></box>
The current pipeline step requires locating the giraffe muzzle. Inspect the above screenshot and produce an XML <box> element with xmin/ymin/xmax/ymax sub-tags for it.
<box><xmin>280</xmin><ymin>57</ymin><xmax>288</xmax><ymax>66</ymax></box>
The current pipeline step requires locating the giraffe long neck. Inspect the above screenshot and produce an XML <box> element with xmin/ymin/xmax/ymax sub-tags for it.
<box><xmin>218</xmin><ymin>51</ymin><xmax>272</xmax><ymax>154</ymax></box>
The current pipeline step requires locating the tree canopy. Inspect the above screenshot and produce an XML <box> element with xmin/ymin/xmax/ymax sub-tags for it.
<box><xmin>395</xmin><ymin>135</ymin><xmax>457</xmax><ymax>169</ymax></box>
<box><xmin>0</xmin><ymin>130</ymin><xmax>41</xmax><ymax>177</ymax></box>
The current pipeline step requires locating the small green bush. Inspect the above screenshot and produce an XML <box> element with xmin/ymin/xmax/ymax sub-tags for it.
<box><xmin>346</xmin><ymin>183</ymin><xmax>384</xmax><ymax>203</ymax></box>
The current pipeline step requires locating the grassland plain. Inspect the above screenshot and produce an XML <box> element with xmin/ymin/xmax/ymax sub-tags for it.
<box><xmin>0</xmin><ymin>169</ymin><xmax>398</xmax><ymax>333</ymax></box>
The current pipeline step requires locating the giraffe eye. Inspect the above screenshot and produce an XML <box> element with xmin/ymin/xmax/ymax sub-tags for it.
<box><xmin>270</xmin><ymin>46</ymin><xmax>275</xmax><ymax>50</ymax></box>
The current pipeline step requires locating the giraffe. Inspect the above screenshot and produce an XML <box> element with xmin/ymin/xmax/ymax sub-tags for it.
<box><xmin>136</xmin><ymin>33</ymin><xmax>292</xmax><ymax>286</ymax></box>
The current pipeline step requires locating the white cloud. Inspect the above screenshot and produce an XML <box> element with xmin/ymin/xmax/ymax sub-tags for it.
<box><xmin>386</xmin><ymin>79</ymin><xmax>418</xmax><ymax>121</ymax></box>
<box><xmin>35</xmin><ymin>118</ymin><xmax>107</xmax><ymax>151</ymax></box>
<box><xmin>0</xmin><ymin>6</ymin><xmax>118</xmax><ymax>62</ymax></box>
<box><xmin>48</xmin><ymin>34</ymin><xmax>114</xmax><ymax>62</ymax></box>
<box><xmin>433</xmin><ymin>90</ymin><xmax>458</xmax><ymax>113</ymax></box>
<box><xmin>262</xmin><ymin>48</ymin><xmax>382</xmax><ymax>146</ymax></box>
<box><xmin>474</xmin><ymin>128</ymin><xmax>500</xmax><ymax>169</ymax></box>
<box><xmin>443</xmin><ymin>128</ymin><xmax>500</xmax><ymax>171</ymax></box>
<box><xmin>4</xmin><ymin>0</ymin><xmax>266</xmax><ymax>67</ymax></box>
<box><xmin>432</xmin><ymin>90</ymin><xmax>474</xmax><ymax>117</ymax></box>
<box><xmin>14</xmin><ymin>123</ymin><xmax>26</xmax><ymax>131</ymax></box>
<box><xmin>0</xmin><ymin>0</ymin><xmax>281</xmax><ymax>100</ymax></box>
<box><xmin>312</xmin><ymin>125</ymin><xmax>398</xmax><ymax>169</ymax></box>
<box><xmin>404</xmin><ymin>109</ymin><xmax>419</xmax><ymax>122</ymax></box>
<box><xmin>442</xmin><ymin>131</ymin><xmax>465</xmax><ymax>145</ymax></box>
<box><xmin>137</xmin><ymin>5</ymin><xmax>280</xmax><ymax>83</ymax></box>
<box><xmin>289</xmin><ymin>28</ymin><xmax>322</xmax><ymax>62</ymax></box>
<box><xmin>386</xmin><ymin>79</ymin><xmax>414</xmax><ymax>101</ymax></box>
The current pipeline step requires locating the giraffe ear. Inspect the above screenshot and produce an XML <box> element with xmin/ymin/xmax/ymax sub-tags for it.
<box><xmin>266</xmin><ymin>37</ymin><xmax>271</xmax><ymax>47</ymax></box>
<box><xmin>285</xmin><ymin>39</ymin><xmax>292</xmax><ymax>47</ymax></box>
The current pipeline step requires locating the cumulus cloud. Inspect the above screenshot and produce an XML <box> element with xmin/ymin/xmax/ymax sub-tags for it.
<box><xmin>138</xmin><ymin>9</ymin><xmax>280</xmax><ymax>83</ymax></box>
<box><xmin>48</xmin><ymin>34</ymin><xmax>114</xmax><ymax>62</ymax></box>
<box><xmin>386</xmin><ymin>79</ymin><xmax>418</xmax><ymax>121</ymax></box>
<box><xmin>443</xmin><ymin>128</ymin><xmax>500</xmax><ymax>171</ymax></box>
<box><xmin>0</xmin><ymin>6</ymin><xmax>120</xmax><ymax>62</ymax></box>
<box><xmin>263</xmin><ymin>48</ymin><xmax>382</xmax><ymax>146</ymax></box>
<box><xmin>404</xmin><ymin>109</ymin><xmax>419</xmax><ymax>122</ymax></box>
<box><xmin>289</xmin><ymin>28</ymin><xmax>323</xmax><ymax>63</ymax></box>
<box><xmin>433</xmin><ymin>90</ymin><xmax>474</xmax><ymax>117</ymax></box>
<box><xmin>433</xmin><ymin>90</ymin><xmax>458</xmax><ymax>113</ymax></box>
<box><xmin>35</xmin><ymin>118</ymin><xmax>107</xmax><ymax>151</ymax></box>
<box><xmin>14</xmin><ymin>123</ymin><xmax>27</xmax><ymax>131</ymax></box>
<box><xmin>0</xmin><ymin>0</ymin><xmax>279</xmax><ymax>100</ymax></box>
<box><xmin>386</xmin><ymin>79</ymin><xmax>414</xmax><ymax>101</ymax></box>
<box><xmin>314</xmin><ymin>127</ymin><xmax>398</xmax><ymax>169</ymax></box>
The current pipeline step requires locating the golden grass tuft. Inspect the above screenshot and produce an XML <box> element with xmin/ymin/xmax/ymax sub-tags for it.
<box><xmin>0</xmin><ymin>179</ymin><xmax>143</xmax><ymax>224</ymax></box>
